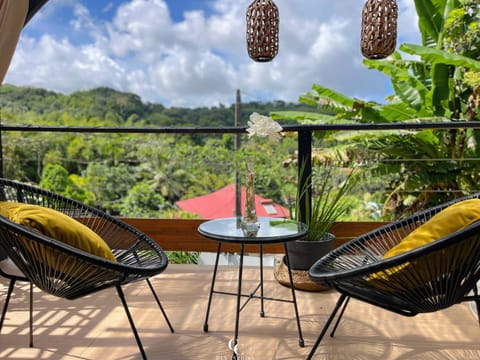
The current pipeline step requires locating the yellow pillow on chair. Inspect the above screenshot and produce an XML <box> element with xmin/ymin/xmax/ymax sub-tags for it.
<box><xmin>384</xmin><ymin>198</ymin><xmax>480</xmax><ymax>259</ymax></box>
<box><xmin>0</xmin><ymin>201</ymin><xmax>116</xmax><ymax>261</ymax></box>
<box><xmin>369</xmin><ymin>199</ymin><xmax>480</xmax><ymax>287</ymax></box>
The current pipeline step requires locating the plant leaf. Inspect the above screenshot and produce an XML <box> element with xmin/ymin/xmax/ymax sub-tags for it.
<box><xmin>400</xmin><ymin>44</ymin><xmax>480</xmax><ymax>71</ymax></box>
<box><xmin>270</xmin><ymin>111</ymin><xmax>335</xmax><ymax>123</ymax></box>
<box><xmin>311</xmin><ymin>84</ymin><xmax>356</xmax><ymax>109</ymax></box>
<box><xmin>413</xmin><ymin>0</ymin><xmax>445</xmax><ymax>46</ymax></box>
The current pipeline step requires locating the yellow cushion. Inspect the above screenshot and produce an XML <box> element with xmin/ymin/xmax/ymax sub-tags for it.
<box><xmin>368</xmin><ymin>199</ymin><xmax>480</xmax><ymax>288</ymax></box>
<box><xmin>384</xmin><ymin>198</ymin><xmax>480</xmax><ymax>259</ymax></box>
<box><xmin>0</xmin><ymin>201</ymin><xmax>116</xmax><ymax>261</ymax></box>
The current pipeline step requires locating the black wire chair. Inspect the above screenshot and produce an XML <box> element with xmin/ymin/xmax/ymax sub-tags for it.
<box><xmin>307</xmin><ymin>193</ymin><xmax>480</xmax><ymax>360</ymax></box>
<box><xmin>0</xmin><ymin>178</ymin><xmax>174</xmax><ymax>360</ymax></box>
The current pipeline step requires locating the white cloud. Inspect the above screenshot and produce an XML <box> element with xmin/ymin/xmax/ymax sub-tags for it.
<box><xmin>7</xmin><ymin>35</ymin><xmax>128</xmax><ymax>93</ymax></box>
<box><xmin>309</xmin><ymin>20</ymin><xmax>350</xmax><ymax>59</ymax></box>
<box><xmin>4</xmin><ymin>0</ymin><xmax>421</xmax><ymax>108</ymax></box>
<box><xmin>149</xmin><ymin>50</ymin><xmax>237</xmax><ymax>107</ymax></box>
<box><xmin>108</xmin><ymin>0</ymin><xmax>173</xmax><ymax>58</ymax></box>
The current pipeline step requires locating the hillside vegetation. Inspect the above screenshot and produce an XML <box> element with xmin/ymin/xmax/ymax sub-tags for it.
<box><xmin>0</xmin><ymin>85</ymin><xmax>315</xmax><ymax>218</ymax></box>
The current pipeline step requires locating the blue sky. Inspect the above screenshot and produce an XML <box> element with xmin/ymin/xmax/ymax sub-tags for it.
<box><xmin>5</xmin><ymin>0</ymin><xmax>421</xmax><ymax>108</ymax></box>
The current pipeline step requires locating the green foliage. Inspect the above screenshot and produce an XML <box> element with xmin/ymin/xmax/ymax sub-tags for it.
<box><xmin>275</xmin><ymin>0</ymin><xmax>480</xmax><ymax>218</ymax></box>
<box><xmin>120</xmin><ymin>183</ymin><xmax>166</xmax><ymax>217</ymax></box>
<box><xmin>166</xmin><ymin>251</ymin><xmax>200</xmax><ymax>264</ymax></box>
<box><xmin>39</xmin><ymin>164</ymin><xmax>96</xmax><ymax>204</ymax></box>
<box><xmin>400</xmin><ymin>43</ymin><xmax>480</xmax><ymax>71</ymax></box>
<box><xmin>83</xmin><ymin>162</ymin><xmax>137</xmax><ymax>212</ymax></box>
<box><xmin>443</xmin><ymin>1</ymin><xmax>480</xmax><ymax>57</ymax></box>
<box><xmin>0</xmin><ymin>85</ymin><xmax>306</xmax><ymax>218</ymax></box>
<box><xmin>0</xmin><ymin>85</ymin><xmax>314</xmax><ymax>130</ymax></box>
<box><xmin>39</xmin><ymin>164</ymin><xmax>69</xmax><ymax>192</ymax></box>
<box><xmin>294</xmin><ymin>161</ymin><xmax>358</xmax><ymax>241</ymax></box>
<box><xmin>464</xmin><ymin>70</ymin><xmax>480</xmax><ymax>89</ymax></box>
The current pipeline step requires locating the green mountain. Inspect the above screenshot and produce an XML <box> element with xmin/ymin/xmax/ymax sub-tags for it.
<box><xmin>0</xmin><ymin>84</ymin><xmax>313</xmax><ymax>127</ymax></box>
<box><xmin>0</xmin><ymin>84</ymin><xmax>305</xmax><ymax>216</ymax></box>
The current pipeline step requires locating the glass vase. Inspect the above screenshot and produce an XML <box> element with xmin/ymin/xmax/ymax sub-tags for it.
<box><xmin>241</xmin><ymin>159</ymin><xmax>260</xmax><ymax>236</ymax></box>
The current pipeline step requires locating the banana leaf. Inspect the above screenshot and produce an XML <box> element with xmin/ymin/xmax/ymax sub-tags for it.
<box><xmin>401</xmin><ymin>44</ymin><xmax>480</xmax><ymax>71</ymax></box>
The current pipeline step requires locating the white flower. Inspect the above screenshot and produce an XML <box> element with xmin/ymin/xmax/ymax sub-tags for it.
<box><xmin>467</xmin><ymin>134</ymin><xmax>477</xmax><ymax>150</ymax></box>
<box><xmin>246</xmin><ymin>112</ymin><xmax>283</xmax><ymax>142</ymax></box>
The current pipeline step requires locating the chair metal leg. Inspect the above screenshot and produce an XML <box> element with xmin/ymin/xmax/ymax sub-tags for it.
<box><xmin>330</xmin><ymin>296</ymin><xmax>350</xmax><ymax>338</ymax></box>
<box><xmin>473</xmin><ymin>284</ymin><xmax>480</xmax><ymax>326</ymax></box>
<box><xmin>145</xmin><ymin>278</ymin><xmax>174</xmax><ymax>333</ymax></box>
<box><xmin>29</xmin><ymin>282</ymin><xmax>33</xmax><ymax>347</ymax></box>
<box><xmin>116</xmin><ymin>285</ymin><xmax>147</xmax><ymax>360</ymax></box>
<box><xmin>306</xmin><ymin>294</ymin><xmax>348</xmax><ymax>360</ymax></box>
<box><xmin>1</xmin><ymin>279</ymin><xmax>35</xmax><ymax>347</ymax></box>
<box><xmin>0</xmin><ymin>278</ymin><xmax>16</xmax><ymax>333</ymax></box>
<box><xmin>475</xmin><ymin>299</ymin><xmax>480</xmax><ymax>327</ymax></box>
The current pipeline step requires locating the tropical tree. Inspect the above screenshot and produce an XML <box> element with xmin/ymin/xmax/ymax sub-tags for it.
<box><xmin>82</xmin><ymin>162</ymin><xmax>137</xmax><ymax>213</ymax></box>
<box><xmin>39</xmin><ymin>164</ymin><xmax>96</xmax><ymax>204</ymax></box>
<box><xmin>119</xmin><ymin>182</ymin><xmax>166</xmax><ymax>217</ymax></box>
<box><xmin>274</xmin><ymin>0</ymin><xmax>480</xmax><ymax>218</ymax></box>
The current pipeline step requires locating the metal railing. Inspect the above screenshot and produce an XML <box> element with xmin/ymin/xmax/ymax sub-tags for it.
<box><xmin>3</xmin><ymin>121</ymin><xmax>480</xmax><ymax>221</ymax></box>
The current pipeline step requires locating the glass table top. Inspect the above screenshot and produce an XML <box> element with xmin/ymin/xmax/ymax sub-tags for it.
<box><xmin>198</xmin><ymin>217</ymin><xmax>308</xmax><ymax>244</ymax></box>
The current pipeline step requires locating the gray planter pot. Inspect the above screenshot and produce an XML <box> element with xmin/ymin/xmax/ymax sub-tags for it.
<box><xmin>285</xmin><ymin>233</ymin><xmax>335</xmax><ymax>271</ymax></box>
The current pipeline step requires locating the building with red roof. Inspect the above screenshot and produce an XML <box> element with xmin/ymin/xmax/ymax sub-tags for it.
<box><xmin>176</xmin><ymin>184</ymin><xmax>290</xmax><ymax>219</ymax></box>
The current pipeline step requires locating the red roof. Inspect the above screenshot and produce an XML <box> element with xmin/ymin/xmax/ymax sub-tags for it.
<box><xmin>176</xmin><ymin>184</ymin><xmax>290</xmax><ymax>219</ymax></box>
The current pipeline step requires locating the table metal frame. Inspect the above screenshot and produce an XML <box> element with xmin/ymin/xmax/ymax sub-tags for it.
<box><xmin>198</xmin><ymin>218</ymin><xmax>306</xmax><ymax>359</ymax></box>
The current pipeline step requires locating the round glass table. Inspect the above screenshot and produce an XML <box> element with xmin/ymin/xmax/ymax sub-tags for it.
<box><xmin>198</xmin><ymin>217</ymin><xmax>307</xmax><ymax>359</ymax></box>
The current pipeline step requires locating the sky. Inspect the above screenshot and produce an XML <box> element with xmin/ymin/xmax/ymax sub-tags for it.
<box><xmin>4</xmin><ymin>0</ymin><xmax>421</xmax><ymax>108</ymax></box>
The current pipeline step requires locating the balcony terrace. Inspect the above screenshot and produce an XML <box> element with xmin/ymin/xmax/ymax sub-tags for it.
<box><xmin>2</xmin><ymin>0</ymin><xmax>480</xmax><ymax>358</ymax></box>
<box><xmin>1</xmin><ymin>123</ymin><xmax>480</xmax><ymax>359</ymax></box>
<box><xmin>1</xmin><ymin>264</ymin><xmax>478</xmax><ymax>360</ymax></box>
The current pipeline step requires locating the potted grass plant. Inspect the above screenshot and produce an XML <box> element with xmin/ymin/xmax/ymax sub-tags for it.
<box><xmin>286</xmin><ymin>163</ymin><xmax>357</xmax><ymax>271</ymax></box>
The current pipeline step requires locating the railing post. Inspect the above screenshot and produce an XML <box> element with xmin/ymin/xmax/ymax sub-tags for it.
<box><xmin>235</xmin><ymin>89</ymin><xmax>242</xmax><ymax>218</ymax></box>
<box><xmin>0</xmin><ymin>121</ymin><xmax>3</xmax><ymax>178</ymax></box>
<box><xmin>297</xmin><ymin>129</ymin><xmax>312</xmax><ymax>224</ymax></box>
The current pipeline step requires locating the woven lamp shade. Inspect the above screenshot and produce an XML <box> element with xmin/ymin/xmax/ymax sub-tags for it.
<box><xmin>361</xmin><ymin>0</ymin><xmax>398</xmax><ymax>59</ymax></box>
<box><xmin>246</xmin><ymin>0</ymin><xmax>279</xmax><ymax>62</ymax></box>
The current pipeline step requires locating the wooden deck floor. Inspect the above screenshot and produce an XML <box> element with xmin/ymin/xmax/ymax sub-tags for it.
<box><xmin>1</xmin><ymin>264</ymin><xmax>479</xmax><ymax>360</ymax></box>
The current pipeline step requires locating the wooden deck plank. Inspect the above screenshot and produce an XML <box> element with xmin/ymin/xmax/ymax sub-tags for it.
<box><xmin>1</xmin><ymin>264</ymin><xmax>478</xmax><ymax>360</ymax></box>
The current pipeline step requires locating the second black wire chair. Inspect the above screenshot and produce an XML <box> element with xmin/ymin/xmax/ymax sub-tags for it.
<box><xmin>0</xmin><ymin>178</ymin><xmax>174</xmax><ymax>359</ymax></box>
<box><xmin>307</xmin><ymin>193</ymin><xmax>480</xmax><ymax>359</ymax></box>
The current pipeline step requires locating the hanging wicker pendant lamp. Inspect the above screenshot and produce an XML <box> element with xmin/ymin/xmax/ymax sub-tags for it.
<box><xmin>246</xmin><ymin>0</ymin><xmax>279</xmax><ymax>62</ymax></box>
<box><xmin>361</xmin><ymin>0</ymin><xmax>398</xmax><ymax>59</ymax></box>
